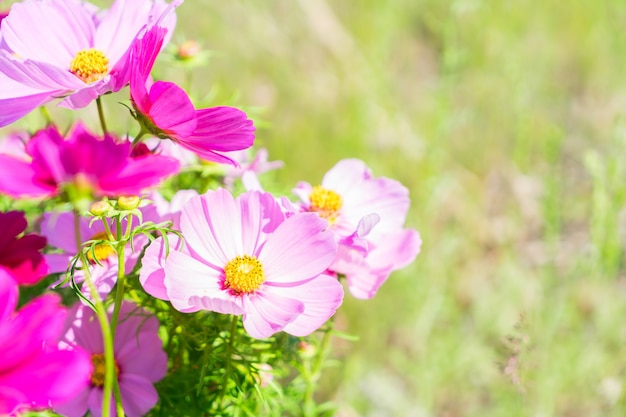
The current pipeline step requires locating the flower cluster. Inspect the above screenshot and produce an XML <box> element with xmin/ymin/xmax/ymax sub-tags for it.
<box><xmin>0</xmin><ymin>0</ymin><xmax>420</xmax><ymax>416</ymax></box>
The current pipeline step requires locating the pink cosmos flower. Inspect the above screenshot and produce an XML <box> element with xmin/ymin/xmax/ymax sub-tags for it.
<box><xmin>294</xmin><ymin>159</ymin><xmax>421</xmax><ymax>299</ymax></box>
<box><xmin>41</xmin><ymin>211</ymin><xmax>148</xmax><ymax>298</ymax></box>
<box><xmin>0</xmin><ymin>123</ymin><xmax>179</xmax><ymax>199</ymax></box>
<box><xmin>140</xmin><ymin>188</ymin><xmax>343</xmax><ymax>339</ymax></box>
<box><xmin>0</xmin><ymin>211</ymin><xmax>48</xmax><ymax>286</ymax></box>
<box><xmin>0</xmin><ymin>0</ymin><xmax>181</xmax><ymax>127</ymax></box>
<box><xmin>0</xmin><ymin>269</ymin><xmax>92</xmax><ymax>415</ymax></box>
<box><xmin>54</xmin><ymin>301</ymin><xmax>168</xmax><ymax>417</ymax></box>
<box><xmin>130</xmin><ymin>25</ymin><xmax>255</xmax><ymax>165</ymax></box>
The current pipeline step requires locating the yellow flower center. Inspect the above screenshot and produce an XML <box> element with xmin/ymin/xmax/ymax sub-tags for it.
<box><xmin>224</xmin><ymin>255</ymin><xmax>265</xmax><ymax>295</ymax></box>
<box><xmin>86</xmin><ymin>232</ymin><xmax>115</xmax><ymax>263</ymax></box>
<box><xmin>309</xmin><ymin>185</ymin><xmax>343</xmax><ymax>222</ymax></box>
<box><xmin>69</xmin><ymin>48</ymin><xmax>109</xmax><ymax>83</ymax></box>
<box><xmin>90</xmin><ymin>353</ymin><xmax>119</xmax><ymax>387</ymax></box>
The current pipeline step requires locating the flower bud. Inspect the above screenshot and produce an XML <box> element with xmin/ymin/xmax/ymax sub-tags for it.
<box><xmin>117</xmin><ymin>196</ymin><xmax>140</xmax><ymax>210</ymax></box>
<box><xmin>89</xmin><ymin>200</ymin><xmax>112</xmax><ymax>217</ymax></box>
<box><xmin>176</xmin><ymin>40</ymin><xmax>201</xmax><ymax>60</ymax></box>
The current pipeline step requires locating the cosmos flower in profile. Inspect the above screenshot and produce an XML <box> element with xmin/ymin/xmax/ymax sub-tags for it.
<box><xmin>294</xmin><ymin>159</ymin><xmax>421</xmax><ymax>299</ymax></box>
<box><xmin>0</xmin><ymin>211</ymin><xmax>48</xmax><ymax>286</ymax></box>
<box><xmin>0</xmin><ymin>123</ymin><xmax>180</xmax><ymax>200</ymax></box>
<box><xmin>0</xmin><ymin>0</ymin><xmax>182</xmax><ymax>127</ymax></box>
<box><xmin>54</xmin><ymin>301</ymin><xmax>168</xmax><ymax>417</ymax></box>
<box><xmin>140</xmin><ymin>188</ymin><xmax>343</xmax><ymax>339</ymax></box>
<box><xmin>0</xmin><ymin>269</ymin><xmax>92</xmax><ymax>415</ymax></box>
<box><xmin>130</xmin><ymin>25</ymin><xmax>255</xmax><ymax>165</ymax></box>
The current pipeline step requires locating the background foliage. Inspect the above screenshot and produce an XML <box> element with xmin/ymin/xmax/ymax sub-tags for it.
<box><xmin>4</xmin><ymin>0</ymin><xmax>626</xmax><ymax>416</ymax></box>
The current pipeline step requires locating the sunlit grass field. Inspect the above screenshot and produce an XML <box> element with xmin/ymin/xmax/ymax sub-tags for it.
<box><xmin>5</xmin><ymin>0</ymin><xmax>626</xmax><ymax>415</ymax></box>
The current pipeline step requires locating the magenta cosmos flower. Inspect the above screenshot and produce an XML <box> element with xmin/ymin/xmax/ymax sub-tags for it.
<box><xmin>294</xmin><ymin>159</ymin><xmax>421</xmax><ymax>299</ymax></box>
<box><xmin>0</xmin><ymin>123</ymin><xmax>179</xmax><ymax>200</ymax></box>
<box><xmin>0</xmin><ymin>211</ymin><xmax>48</xmax><ymax>286</ymax></box>
<box><xmin>54</xmin><ymin>301</ymin><xmax>168</xmax><ymax>417</ymax></box>
<box><xmin>41</xmin><ymin>211</ymin><xmax>149</xmax><ymax>298</ymax></box>
<box><xmin>0</xmin><ymin>270</ymin><xmax>92</xmax><ymax>415</ymax></box>
<box><xmin>0</xmin><ymin>0</ymin><xmax>181</xmax><ymax>127</ymax></box>
<box><xmin>140</xmin><ymin>188</ymin><xmax>343</xmax><ymax>339</ymax></box>
<box><xmin>129</xmin><ymin>25</ymin><xmax>255</xmax><ymax>165</ymax></box>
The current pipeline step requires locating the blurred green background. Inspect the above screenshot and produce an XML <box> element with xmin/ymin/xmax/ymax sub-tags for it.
<box><xmin>175</xmin><ymin>2</ymin><xmax>626</xmax><ymax>416</ymax></box>
<box><xmin>6</xmin><ymin>0</ymin><xmax>626</xmax><ymax>415</ymax></box>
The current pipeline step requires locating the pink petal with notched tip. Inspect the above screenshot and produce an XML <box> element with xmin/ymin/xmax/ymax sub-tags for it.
<box><xmin>242</xmin><ymin>291</ymin><xmax>305</xmax><ymax>339</ymax></box>
<box><xmin>278</xmin><ymin>274</ymin><xmax>344</xmax><ymax>337</ymax></box>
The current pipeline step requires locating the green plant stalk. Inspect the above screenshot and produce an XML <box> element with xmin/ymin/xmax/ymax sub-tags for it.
<box><xmin>303</xmin><ymin>317</ymin><xmax>335</xmax><ymax>417</ymax></box>
<box><xmin>220</xmin><ymin>314</ymin><xmax>239</xmax><ymax>406</ymax></box>
<box><xmin>96</xmin><ymin>96</ymin><xmax>108</xmax><ymax>135</ymax></box>
<box><xmin>74</xmin><ymin>212</ymin><xmax>116</xmax><ymax>417</ymax></box>
<box><xmin>110</xmin><ymin>215</ymin><xmax>127</xmax><ymax>333</ymax></box>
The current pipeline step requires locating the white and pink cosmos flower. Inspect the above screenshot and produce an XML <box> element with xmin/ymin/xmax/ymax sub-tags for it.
<box><xmin>294</xmin><ymin>159</ymin><xmax>421</xmax><ymax>299</ymax></box>
<box><xmin>0</xmin><ymin>0</ymin><xmax>181</xmax><ymax>127</ymax></box>
<box><xmin>140</xmin><ymin>188</ymin><xmax>344</xmax><ymax>339</ymax></box>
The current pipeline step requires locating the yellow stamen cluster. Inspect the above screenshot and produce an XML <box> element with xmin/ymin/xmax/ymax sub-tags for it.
<box><xmin>69</xmin><ymin>48</ymin><xmax>109</xmax><ymax>83</ymax></box>
<box><xmin>86</xmin><ymin>232</ymin><xmax>115</xmax><ymax>263</ymax></box>
<box><xmin>90</xmin><ymin>353</ymin><xmax>119</xmax><ymax>387</ymax></box>
<box><xmin>309</xmin><ymin>185</ymin><xmax>343</xmax><ymax>221</ymax></box>
<box><xmin>224</xmin><ymin>255</ymin><xmax>265</xmax><ymax>295</ymax></box>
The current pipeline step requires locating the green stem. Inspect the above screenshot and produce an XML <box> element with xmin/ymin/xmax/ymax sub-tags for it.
<box><xmin>39</xmin><ymin>106</ymin><xmax>53</xmax><ymax>125</ymax></box>
<box><xmin>74</xmin><ymin>212</ymin><xmax>115</xmax><ymax>417</ymax></box>
<box><xmin>110</xmin><ymin>216</ymin><xmax>126</xmax><ymax>333</ymax></box>
<box><xmin>132</xmin><ymin>127</ymin><xmax>148</xmax><ymax>146</ymax></box>
<box><xmin>220</xmin><ymin>315</ymin><xmax>239</xmax><ymax>406</ymax></box>
<box><xmin>96</xmin><ymin>96</ymin><xmax>108</xmax><ymax>135</ymax></box>
<box><xmin>303</xmin><ymin>317</ymin><xmax>335</xmax><ymax>417</ymax></box>
<box><xmin>113</xmin><ymin>378</ymin><xmax>126</xmax><ymax>417</ymax></box>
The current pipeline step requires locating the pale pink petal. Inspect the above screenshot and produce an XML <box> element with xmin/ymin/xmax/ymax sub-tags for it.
<box><xmin>321</xmin><ymin>159</ymin><xmax>371</xmax><ymax>195</ymax></box>
<box><xmin>260</xmin><ymin>213</ymin><xmax>336</xmax><ymax>284</ymax></box>
<box><xmin>139</xmin><ymin>236</ymin><xmax>180</xmax><ymax>300</ymax></box>
<box><xmin>0</xmin><ymin>91</ymin><xmax>54</xmax><ymax>128</ymax></box>
<box><xmin>179</xmin><ymin>189</ymin><xmax>241</xmax><ymax>264</ymax></box>
<box><xmin>163</xmin><ymin>250</ymin><xmax>241</xmax><ymax>313</ymax></box>
<box><xmin>0</xmin><ymin>52</ymin><xmax>84</xmax><ymax>90</ymax></box>
<box><xmin>278</xmin><ymin>274</ymin><xmax>343</xmax><ymax>336</ymax></box>
<box><xmin>343</xmin><ymin>229</ymin><xmax>421</xmax><ymax>299</ymax></box>
<box><xmin>2</xmin><ymin>0</ymin><xmax>94</xmax><ymax>67</ymax></box>
<box><xmin>242</xmin><ymin>291</ymin><xmax>304</xmax><ymax>339</ymax></box>
<box><xmin>94</xmin><ymin>0</ymin><xmax>153</xmax><ymax>67</ymax></box>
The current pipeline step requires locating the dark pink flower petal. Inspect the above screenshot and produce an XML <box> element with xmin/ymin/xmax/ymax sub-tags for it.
<box><xmin>148</xmin><ymin>81</ymin><xmax>196</xmax><ymax>137</ymax></box>
<box><xmin>0</xmin><ymin>271</ymin><xmax>92</xmax><ymax>414</ymax></box>
<box><xmin>0</xmin><ymin>155</ymin><xmax>56</xmax><ymax>197</ymax></box>
<box><xmin>98</xmin><ymin>154</ymin><xmax>180</xmax><ymax>196</ymax></box>
<box><xmin>0</xmin><ymin>212</ymin><xmax>48</xmax><ymax>286</ymax></box>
